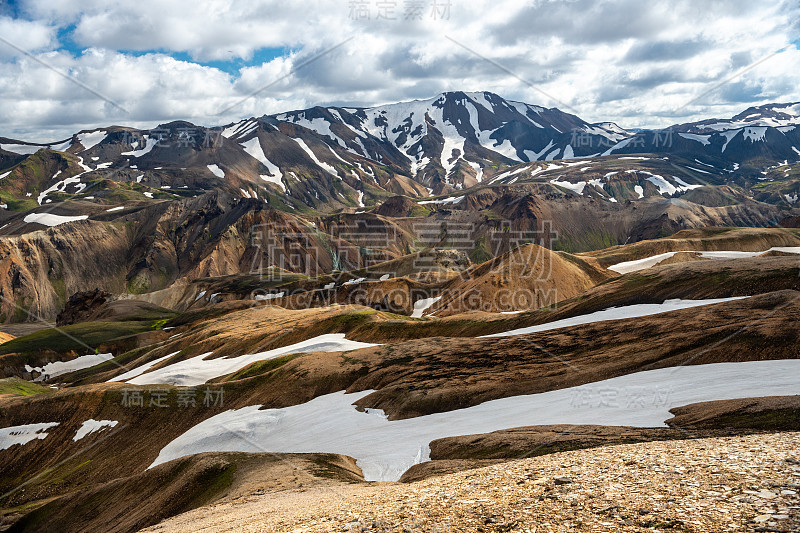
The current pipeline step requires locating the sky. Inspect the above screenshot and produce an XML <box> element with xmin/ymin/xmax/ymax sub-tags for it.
<box><xmin>1</xmin><ymin>0</ymin><xmax>799</xmax><ymax>141</ymax></box>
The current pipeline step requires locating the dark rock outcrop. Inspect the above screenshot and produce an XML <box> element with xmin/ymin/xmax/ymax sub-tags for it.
<box><xmin>56</xmin><ymin>289</ymin><xmax>111</xmax><ymax>326</ymax></box>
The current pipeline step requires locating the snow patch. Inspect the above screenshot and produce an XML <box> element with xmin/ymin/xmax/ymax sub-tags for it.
<box><xmin>121</xmin><ymin>135</ymin><xmax>157</xmax><ymax>157</ymax></box>
<box><xmin>150</xmin><ymin>359</ymin><xmax>800</xmax><ymax>481</ymax></box>
<box><xmin>77</xmin><ymin>131</ymin><xmax>108</xmax><ymax>151</ymax></box>
<box><xmin>601</xmin><ymin>137</ymin><xmax>633</xmax><ymax>156</ymax></box>
<box><xmin>410</xmin><ymin>296</ymin><xmax>442</xmax><ymax>318</ymax></box>
<box><xmin>25</xmin><ymin>353</ymin><xmax>114</xmax><ymax>381</ymax></box>
<box><xmin>742</xmin><ymin>127</ymin><xmax>768</xmax><ymax>142</ymax></box>
<box><xmin>678</xmin><ymin>133</ymin><xmax>711</xmax><ymax>146</ymax></box>
<box><xmin>0</xmin><ymin>423</ymin><xmax>60</xmax><ymax>450</ymax></box>
<box><xmin>609</xmin><ymin>248</ymin><xmax>800</xmax><ymax>274</ymax></box>
<box><xmin>721</xmin><ymin>129</ymin><xmax>741</xmax><ymax>153</ymax></box>
<box><xmin>0</xmin><ymin>143</ymin><xmax>43</xmax><ymax>155</ymax></box>
<box><xmin>253</xmin><ymin>292</ymin><xmax>285</xmax><ymax>301</ymax></box>
<box><xmin>485</xmin><ymin>298</ymin><xmax>743</xmax><ymax>337</ymax></box>
<box><xmin>467</xmin><ymin>161</ymin><xmax>484</xmax><ymax>182</ymax></box>
<box><xmin>127</xmin><ymin>334</ymin><xmax>378</xmax><ymax>386</ymax></box>
<box><xmin>293</xmin><ymin>138</ymin><xmax>339</xmax><ymax>176</ymax></box>
<box><xmin>73</xmin><ymin>419</ymin><xmax>118</xmax><ymax>441</ymax></box>
<box><xmin>418</xmin><ymin>195</ymin><xmax>464</xmax><ymax>206</ymax></box>
<box><xmin>207</xmin><ymin>164</ymin><xmax>225</xmax><ymax>178</ymax></box>
<box><xmin>23</xmin><ymin>213</ymin><xmax>88</xmax><ymax>227</ymax></box>
<box><xmin>672</xmin><ymin>176</ymin><xmax>702</xmax><ymax>190</ymax></box>
<box><xmin>107</xmin><ymin>352</ymin><xmax>179</xmax><ymax>382</ymax></box>
<box><xmin>549</xmin><ymin>178</ymin><xmax>586</xmax><ymax>195</ymax></box>
<box><xmin>240</xmin><ymin>137</ymin><xmax>284</xmax><ymax>191</ymax></box>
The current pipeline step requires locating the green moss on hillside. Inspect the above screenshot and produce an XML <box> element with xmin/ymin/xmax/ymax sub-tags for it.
<box><xmin>0</xmin><ymin>378</ymin><xmax>52</xmax><ymax>396</ymax></box>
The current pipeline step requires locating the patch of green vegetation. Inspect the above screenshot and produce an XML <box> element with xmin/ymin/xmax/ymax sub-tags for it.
<box><xmin>12</xmin><ymin>302</ymin><xmax>31</xmax><ymax>323</ymax></box>
<box><xmin>225</xmin><ymin>352</ymin><xmax>307</xmax><ymax>380</ymax></box>
<box><xmin>0</xmin><ymin>499</ymin><xmax>49</xmax><ymax>517</ymax></box>
<box><xmin>127</xmin><ymin>272</ymin><xmax>151</xmax><ymax>295</ymax></box>
<box><xmin>553</xmin><ymin>231</ymin><xmax>618</xmax><ymax>253</ymax></box>
<box><xmin>13</xmin><ymin>458</ymin><xmax>237</xmax><ymax>533</ymax></box>
<box><xmin>106</xmin><ymin>187</ymin><xmax>148</xmax><ymax>202</ymax></box>
<box><xmin>209</xmin><ymin>272</ymin><xmax>307</xmax><ymax>293</ymax></box>
<box><xmin>11</xmin><ymin>151</ymin><xmax>48</xmax><ymax>182</ymax></box>
<box><xmin>0</xmin><ymin>321</ymin><xmax>155</xmax><ymax>357</ymax></box>
<box><xmin>378</xmin><ymin>311</ymin><xmax>415</xmax><ymax>321</ymax></box>
<box><xmin>184</xmin><ymin>462</ymin><xmax>238</xmax><ymax>509</ymax></box>
<box><xmin>340</xmin><ymin>353</ymin><xmax>365</xmax><ymax>365</ymax></box>
<box><xmin>49</xmin><ymin>277</ymin><xmax>67</xmax><ymax>304</ymax></box>
<box><xmin>152</xmin><ymin>318</ymin><xmax>170</xmax><ymax>330</ymax></box>
<box><xmin>119</xmin><ymin>306</ymin><xmax>178</xmax><ymax>323</ymax></box>
<box><xmin>164</xmin><ymin>304</ymin><xmax>251</xmax><ymax>329</ymax></box>
<box><xmin>0</xmin><ymin>377</ymin><xmax>53</xmax><ymax>396</ymax></box>
<box><xmin>42</xmin><ymin>459</ymin><xmax>92</xmax><ymax>485</ymax></box>
<box><xmin>0</xmin><ymin>192</ymin><xmax>38</xmax><ymax>211</ymax></box>
<box><xmin>108</xmin><ymin>346</ymin><xmax>153</xmax><ymax>370</ymax></box>
<box><xmin>308</xmin><ymin>456</ymin><xmax>360</xmax><ymax>483</ymax></box>
<box><xmin>407</xmin><ymin>203</ymin><xmax>432</xmax><ymax>217</ymax></box>
<box><xmin>324</xmin><ymin>309</ymin><xmax>377</xmax><ymax>329</ymax></box>
<box><xmin>469</xmin><ymin>235</ymin><xmax>492</xmax><ymax>264</ymax></box>
<box><xmin>655</xmin><ymin>226</ymin><xmax>675</xmax><ymax>239</ymax></box>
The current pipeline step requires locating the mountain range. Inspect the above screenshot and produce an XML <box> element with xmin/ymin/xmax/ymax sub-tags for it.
<box><xmin>1</xmin><ymin>91</ymin><xmax>799</xmax><ymax>215</ymax></box>
<box><xmin>0</xmin><ymin>92</ymin><xmax>799</xmax><ymax>323</ymax></box>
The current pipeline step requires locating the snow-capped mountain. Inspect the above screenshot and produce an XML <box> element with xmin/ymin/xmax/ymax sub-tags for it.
<box><xmin>602</xmin><ymin>103</ymin><xmax>800</xmax><ymax>170</ymax></box>
<box><xmin>0</xmin><ymin>91</ymin><xmax>635</xmax><ymax>212</ymax></box>
<box><xmin>2</xmin><ymin>94</ymin><xmax>800</xmax><ymax>217</ymax></box>
<box><xmin>269</xmin><ymin>91</ymin><xmax>631</xmax><ymax>189</ymax></box>
<box><xmin>680</xmin><ymin>103</ymin><xmax>800</xmax><ymax>132</ymax></box>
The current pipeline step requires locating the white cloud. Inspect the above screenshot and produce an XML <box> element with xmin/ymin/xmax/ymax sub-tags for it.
<box><xmin>2</xmin><ymin>0</ymin><xmax>800</xmax><ymax>140</ymax></box>
<box><xmin>0</xmin><ymin>16</ymin><xmax>56</xmax><ymax>58</ymax></box>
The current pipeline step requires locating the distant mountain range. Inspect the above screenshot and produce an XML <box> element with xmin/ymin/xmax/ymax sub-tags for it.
<box><xmin>1</xmin><ymin>92</ymin><xmax>799</xmax><ymax>214</ymax></box>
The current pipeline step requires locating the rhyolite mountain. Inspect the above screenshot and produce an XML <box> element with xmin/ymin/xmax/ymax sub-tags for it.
<box><xmin>0</xmin><ymin>91</ymin><xmax>634</xmax><ymax>210</ymax></box>
<box><xmin>606</xmin><ymin>102</ymin><xmax>800</xmax><ymax>169</ymax></box>
<box><xmin>0</xmin><ymin>92</ymin><xmax>799</xmax><ymax>216</ymax></box>
<box><xmin>0</xmin><ymin>92</ymin><xmax>799</xmax><ymax>323</ymax></box>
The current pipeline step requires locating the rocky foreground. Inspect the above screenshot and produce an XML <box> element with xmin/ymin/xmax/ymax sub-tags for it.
<box><xmin>142</xmin><ymin>432</ymin><xmax>800</xmax><ymax>533</ymax></box>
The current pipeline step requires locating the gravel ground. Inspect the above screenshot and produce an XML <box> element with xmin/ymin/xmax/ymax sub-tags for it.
<box><xmin>141</xmin><ymin>432</ymin><xmax>800</xmax><ymax>533</ymax></box>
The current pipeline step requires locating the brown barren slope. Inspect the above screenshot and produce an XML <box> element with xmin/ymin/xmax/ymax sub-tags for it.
<box><xmin>138</xmin><ymin>433</ymin><xmax>800</xmax><ymax>533</ymax></box>
<box><xmin>580</xmin><ymin>227</ymin><xmax>800</xmax><ymax>267</ymax></box>
<box><xmin>4</xmin><ymin>452</ymin><xmax>363</xmax><ymax>533</ymax></box>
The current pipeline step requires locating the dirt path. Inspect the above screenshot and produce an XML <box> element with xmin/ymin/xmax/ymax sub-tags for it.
<box><xmin>141</xmin><ymin>432</ymin><xmax>800</xmax><ymax>532</ymax></box>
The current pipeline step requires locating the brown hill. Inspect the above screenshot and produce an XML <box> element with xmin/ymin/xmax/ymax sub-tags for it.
<box><xmin>580</xmin><ymin>227</ymin><xmax>800</xmax><ymax>267</ymax></box>
<box><xmin>653</xmin><ymin>250</ymin><xmax>708</xmax><ymax>266</ymax></box>
<box><xmin>3</xmin><ymin>451</ymin><xmax>362</xmax><ymax>533</ymax></box>
<box><xmin>426</xmin><ymin>244</ymin><xmax>612</xmax><ymax>316</ymax></box>
<box><xmin>0</xmin><ymin>191</ymin><xmax>418</xmax><ymax>323</ymax></box>
<box><xmin>666</xmin><ymin>395</ymin><xmax>800</xmax><ymax>430</ymax></box>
